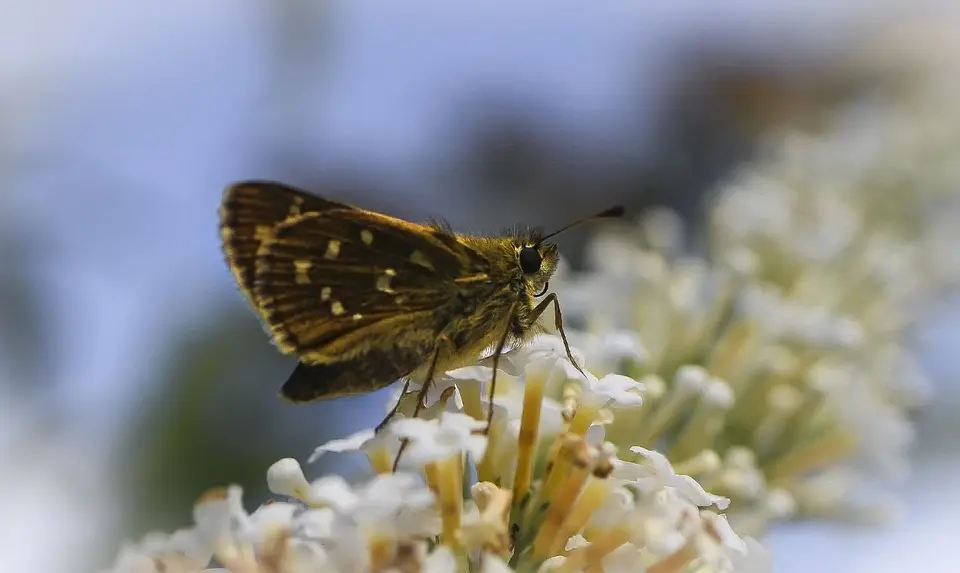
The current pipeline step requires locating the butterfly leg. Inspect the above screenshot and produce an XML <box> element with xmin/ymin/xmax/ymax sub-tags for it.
<box><xmin>531</xmin><ymin>293</ymin><xmax>585</xmax><ymax>377</ymax></box>
<box><xmin>375</xmin><ymin>379</ymin><xmax>411</xmax><ymax>433</ymax></box>
<box><xmin>392</xmin><ymin>340</ymin><xmax>446</xmax><ymax>472</ymax></box>
<box><xmin>484</xmin><ymin>301</ymin><xmax>519</xmax><ymax>434</ymax></box>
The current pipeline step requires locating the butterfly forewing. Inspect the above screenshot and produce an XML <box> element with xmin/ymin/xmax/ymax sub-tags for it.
<box><xmin>253</xmin><ymin>209</ymin><xmax>490</xmax><ymax>364</ymax></box>
<box><xmin>219</xmin><ymin>181</ymin><xmax>353</xmax><ymax>308</ymax></box>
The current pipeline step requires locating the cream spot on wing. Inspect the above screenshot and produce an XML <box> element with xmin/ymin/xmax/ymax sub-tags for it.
<box><xmin>289</xmin><ymin>196</ymin><xmax>303</xmax><ymax>217</ymax></box>
<box><xmin>410</xmin><ymin>249</ymin><xmax>434</xmax><ymax>270</ymax></box>
<box><xmin>254</xmin><ymin>225</ymin><xmax>272</xmax><ymax>242</ymax></box>
<box><xmin>395</xmin><ymin>295</ymin><xmax>407</xmax><ymax>305</ymax></box>
<box><xmin>320</xmin><ymin>287</ymin><xmax>332</xmax><ymax>301</ymax></box>
<box><xmin>352</xmin><ymin>313</ymin><xmax>363</xmax><ymax>321</ymax></box>
<box><xmin>376</xmin><ymin>268</ymin><xmax>397</xmax><ymax>293</ymax></box>
<box><xmin>360</xmin><ymin>229</ymin><xmax>374</xmax><ymax>245</ymax></box>
<box><xmin>331</xmin><ymin>301</ymin><xmax>345</xmax><ymax>316</ymax></box>
<box><xmin>294</xmin><ymin>260</ymin><xmax>312</xmax><ymax>284</ymax></box>
<box><xmin>325</xmin><ymin>240</ymin><xmax>341</xmax><ymax>260</ymax></box>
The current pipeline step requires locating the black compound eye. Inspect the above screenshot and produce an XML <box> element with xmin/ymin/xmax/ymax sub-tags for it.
<box><xmin>519</xmin><ymin>246</ymin><xmax>542</xmax><ymax>274</ymax></box>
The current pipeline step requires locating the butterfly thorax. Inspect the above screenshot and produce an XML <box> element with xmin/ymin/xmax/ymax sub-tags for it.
<box><xmin>417</xmin><ymin>232</ymin><xmax>559</xmax><ymax>376</ymax></box>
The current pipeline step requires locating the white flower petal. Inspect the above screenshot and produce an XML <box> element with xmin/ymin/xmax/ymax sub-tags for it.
<box><xmin>593</xmin><ymin>374</ymin><xmax>645</xmax><ymax>407</ymax></box>
<box><xmin>295</xmin><ymin>507</ymin><xmax>336</xmax><ymax>538</ymax></box>
<box><xmin>389</xmin><ymin>417</ymin><xmax>437</xmax><ymax>440</ymax></box>
<box><xmin>165</xmin><ymin>528</ymin><xmax>210</xmax><ymax>564</ymax></box>
<box><xmin>508</xmin><ymin>335</ymin><xmax>586</xmax><ymax>371</ymax></box>
<box><xmin>442</xmin><ymin>411</ymin><xmax>488</xmax><ymax>432</ymax></box>
<box><xmin>585</xmin><ymin>423</ymin><xmax>606</xmax><ymax>445</ymax></box>
<box><xmin>586</xmin><ymin>487</ymin><xmax>634</xmax><ymax>532</ymax></box>
<box><xmin>538</xmin><ymin>556</ymin><xmax>567</xmax><ymax>571</ymax></box>
<box><xmin>390</xmin><ymin>412</ymin><xmax>488</xmax><ymax>466</ymax></box>
<box><xmin>250</xmin><ymin>502</ymin><xmax>299</xmax><ymax>531</ymax></box>
<box><xmin>622</xmin><ymin>448</ymin><xmax>729</xmax><ymax>509</ymax></box>
<box><xmin>701</xmin><ymin>511</ymin><xmax>747</xmax><ymax>554</ymax></box>
<box><xmin>602</xmin><ymin>542</ymin><xmax>645</xmax><ymax>573</ymax></box>
<box><xmin>446</xmin><ymin>365</ymin><xmax>494</xmax><ymax>382</ymax></box>
<box><xmin>557</xmin><ymin>359</ymin><xmax>588</xmax><ymax>384</ymax></box>
<box><xmin>568</xmin><ymin>329</ymin><xmax>648</xmax><ymax>374</ymax></box>
<box><xmin>674</xmin><ymin>474</ymin><xmax>730</xmax><ymax>510</ymax></box>
<box><xmin>481</xmin><ymin>553</ymin><xmax>514</xmax><ymax>573</ymax></box>
<box><xmin>307</xmin><ymin>475</ymin><xmax>358</xmax><ymax>512</ymax></box>
<box><xmin>423</xmin><ymin>546</ymin><xmax>456</xmax><ymax>573</ymax></box>
<box><xmin>602</xmin><ymin>331</ymin><xmax>647</xmax><ymax>361</ymax></box>
<box><xmin>193</xmin><ymin>486</ymin><xmax>249</xmax><ymax>543</ymax></box>
<box><xmin>308</xmin><ymin>428</ymin><xmax>376</xmax><ymax>463</ymax></box>
<box><xmin>266</xmin><ymin>458</ymin><xmax>310</xmax><ymax>499</ymax></box>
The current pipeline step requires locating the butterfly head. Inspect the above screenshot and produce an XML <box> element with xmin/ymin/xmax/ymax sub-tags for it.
<box><xmin>516</xmin><ymin>204</ymin><xmax>624</xmax><ymax>297</ymax></box>
<box><xmin>516</xmin><ymin>234</ymin><xmax>560</xmax><ymax>297</ymax></box>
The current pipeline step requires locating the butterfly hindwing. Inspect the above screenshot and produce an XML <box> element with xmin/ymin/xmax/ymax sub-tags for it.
<box><xmin>280</xmin><ymin>344</ymin><xmax>428</xmax><ymax>402</ymax></box>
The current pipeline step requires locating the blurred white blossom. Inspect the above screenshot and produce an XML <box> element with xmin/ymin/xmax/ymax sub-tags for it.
<box><xmin>556</xmin><ymin>72</ymin><xmax>960</xmax><ymax>535</ymax></box>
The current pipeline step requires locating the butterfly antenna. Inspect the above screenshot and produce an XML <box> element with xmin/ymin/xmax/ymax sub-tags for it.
<box><xmin>537</xmin><ymin>205</ymin><xmax>624</xmax><ymax>244</ymax></box>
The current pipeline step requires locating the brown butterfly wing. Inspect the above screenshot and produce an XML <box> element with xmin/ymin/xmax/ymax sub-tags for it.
<box><xmin>220</xmin><ymin>182</ymin><xmax>498</xmax><ymax>401</ymax></box>
<box><xmin>253</xmin><ymin>209</ymin><xmax>494</xmax><ymax>399</ymax></box>
<box><xmin>219</xmin><ymin>181</ymin><xmax>353</xmax><ymax>308</ymax></box>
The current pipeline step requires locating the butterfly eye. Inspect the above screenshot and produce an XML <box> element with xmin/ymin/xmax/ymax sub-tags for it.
<box><xmin>519</xmin><ymin>246</ymin><xmax>542</xmax><ymax>274</ymax></box>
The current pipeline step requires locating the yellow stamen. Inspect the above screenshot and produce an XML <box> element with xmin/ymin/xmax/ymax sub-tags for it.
<box><xmin>672</xmin><ymin>449</ymin><xmax>721</xmax><ymax>478</ymax></box>
<box><xmin>549</xmin><ymin>479</ymin><xmax>611</xmax><ymax>556</ymax></box>
<box><xmin>533</xmin><ymin>442</ymin><xmax>595</xmax><ymax>559</ymax></box>
<box><xmin>751</xmin><ymin>384</ymin><xmax>804</xmax><ymax>455</ymax></box>
<box><xmin>539</xmin><ymin>434</ymin><xmax>580</xmax><ymax>504</ymax></box>
<box><xmin>368</xmin><ymin>534</ymin><xmax>396</xmax><ymax>571</ymax></box>
<box><xmin>513</xmin><ymin>368</ymin><xmax>546</xmax><ymax>506</ymax></box>
<box><xmin>647</xmin><ymin>540</ymin><xmax>698</xmax><ymax>573</ymax></box>
<box><xmin>468</xmin><ymin>482</ymin><xmax>513</xmax><ymax>557</ymax></box>
<box><xmin>633</xmin><ymin>388</ymin><xmax>696</xmax><ymax>445</ymax></box>
<box><xmin>424</xmin><ymin>463</ymin><xmax>441</xmax><ymax>494</ymax></box>
<box><xmin>539</xmin><ymin>411</ymin><xmax>595</xmax><ymax>504</ymax></box>
<box><xmin>194</xmin><ymin>486</ymin><xmax>228</xmax><ymax>505</ymax></box>
<box><xmin>562</xmin><ymin>381</ymin><xmax>583</xmax><ymax>418</ymax></box>
<box><xmin>557</xmin><ymin>526</ymin><xmax>631</xmax><ymax>573</ymax></box>
<box><xmin>477</xmin><ymin>421</ymin><xmax>503</xmax><ymax>484</ymax></box>
<box><xmin>436</xmin><ymin>455</ymin><xmax>464</xmax><ymax>548</ymax></box>
<box><xmin>705</xmin><ymin>321</ymin><xmax>758</xmax><ymax>384</ymax></box>
<box><xmin>214</xmin><ymin>537</ymin><xmax>262</xmax><ymax>573</ymax></box>
<box><xmin>459</xmin><ymin>382</ymin><xmax>485</xmax><ymax>422</ymax></box>
<box><xmin>366</xmin><ymin>446</ymin><xmax>394</xmax><ymax>475</ymax></box>
<box><xmin>259</xmin><ymin>527</ymin><xmax>292</xmax><ymax>572</ymax></box>
<box><xmin>568</xmin><ymin>406</ymin><xmax>598</xmax><ymax>437</ymax></box>
<box><xmin>768</xmin><ymin>428</ymin><xmax>858</xmax><ymax>482</ymax></box>
<box><xmin>668</xmin><ymin>408</ymin><xmax>728</xmax><ymax>462</ymax></box>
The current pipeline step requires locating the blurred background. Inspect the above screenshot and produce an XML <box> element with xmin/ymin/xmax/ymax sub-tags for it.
<box><xmin>2</xmin><ymin>1</ymin><xmax>958</xmax><ymax>571</ymax></box>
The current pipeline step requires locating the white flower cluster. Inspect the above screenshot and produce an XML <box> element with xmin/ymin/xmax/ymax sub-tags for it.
<box><xmin>104</xmin><ymin>337</ymin><xmax>770</xmax><ymax>573</ymax></box>
<box><xmin>557</xmin><ymin>89</ymin><xmax>960</xmax><ymax>534</ymax></box>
